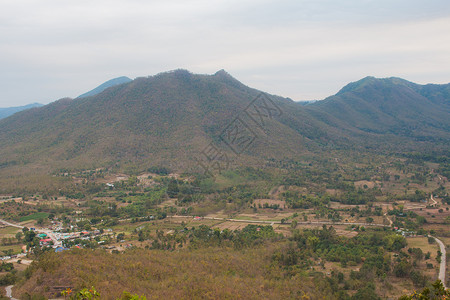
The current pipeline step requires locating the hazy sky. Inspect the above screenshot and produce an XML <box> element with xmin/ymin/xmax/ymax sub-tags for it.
<box><xmin>1</xmin><ymin>0</ymin><xmax>450</xmax><ymax>107</ymax></box>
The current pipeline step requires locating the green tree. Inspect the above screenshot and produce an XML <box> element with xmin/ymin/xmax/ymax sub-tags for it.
<box><xmin>15</xmin><ymin>231</ymin><xmax>23</xmax><ymax>243</ymax></box>
<box><xmin>117</xmin><ymin>233</ymin><xmax>125</xmax><ymax>242</ymax></box>
<box><xmin>351</xmin><ymin>283</ymin><xmax>380</xmax><ymax>300</ymax></box>
<box><xmin>399</xmin><ymin>280</ymin><xmax>449</xmax><ymax>299</ymax></box>
<box><xmin>291</xmin><ymin>220</ymin><xmax>298</xmax><ymax>229</ymax></box>
<box><xmin>167</xmin><ymin>179</ymin><xmax>179</xmax><ymax>198</ymax></box>
<box><xmin>117</xmin><ymin>291</ymin><xmax>147</xmax><ymax>300</ymax></box>
<box><xmin>62</xmin><ymin>286</ymin><xmax>100</xmax><ymax>300</ymax></box>
<box><xmin>24</xmin><ymin>230</ymin><xmax>36</xmax><ymax>243</ymax></box>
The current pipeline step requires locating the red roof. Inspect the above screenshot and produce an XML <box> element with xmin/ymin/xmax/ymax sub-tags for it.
<box><xmin>40</xmin><ymin>238</ymin><xmax>52</xmax><ymax>243</ymax></box>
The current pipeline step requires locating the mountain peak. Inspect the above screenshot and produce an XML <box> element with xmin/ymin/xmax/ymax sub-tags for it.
<box><xmin>337</xmin><ymin>76</ymin><xmax>416</xmax><ymax>95</ymax></box>
<box><xmin>214</xmin><ymin>69</ymin><xmax>236</xmax><ymax>79</ymax></box>
<box><xmin>214</xmin><ymin>69</ymin><xmax>230</xmax><ymax>76</ymax></box>
<box><xmin>213</xmin><ymin>69</ymin><xmax>244</xmax><ymax>88</ymax></box>
<box><xmin>0</xmin><ymin>71</ymin><xmax>448</xmax><ymax>173</ymax></box>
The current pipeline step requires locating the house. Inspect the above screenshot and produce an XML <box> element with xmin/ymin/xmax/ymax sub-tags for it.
<box><xmin>40</xmin><ymin>238</ymin><xmax>53</xmax><ymax>245</ymax></box>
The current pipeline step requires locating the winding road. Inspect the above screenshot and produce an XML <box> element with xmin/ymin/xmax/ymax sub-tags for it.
<box><xmin>0</xmin><ymin>218</ymin><xmax>62</xmax><ymax>299</ymax></box>
<box><xmin>433</xmin><ymin>236</ymin><xmax>447</xmax><ymax>288</ymax></box>
<box><xmin>430</xmin><ymin>194</ymin><xmax>438</xmax><ymax>206</ymax></box>
<box><xmin>384</xmin><ymin>212</ymin><xmax>393</xmax><ymax>226</ymax></box>
<box><xmin>0</xmin><ymin>220</ymin><xmax>24</xmax><ymax>299</ymax></box>
<box><xmin>384</xmin><ymin>196</ymin><xmax>447</xmax><ymax>288</ymax></box>
<box><xmin>173</xmin><ymin>214</ymin><xmax>448</xmax><ymax>288</ymax></box>
<box><xmin>1</xmin><ymin>211</ymin><xmax>446</xmax><ymax>296</ymax></box>
<box><xmin>5</xmin><ymin>285</ymin><xmax>18</xmax><ymax>300</ymax></box>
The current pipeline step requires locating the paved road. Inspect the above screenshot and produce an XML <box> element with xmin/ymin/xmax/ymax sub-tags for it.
<box><xmin>400</xmin><ymin>195</ymin><xmax>447</xmax><ymax>288</ymax></box>
<box><xmin>5</xmin><ymin>285</ymin><xmax>18</xmax><ymax>300</ymax></box>
<box><xmin>171</xmin><ymin>215</ymin><xmax>390</xmax><ymax>227</ymax></box>
<box><xmin>39</xmin><ymin>228</ymin><xmax>62</xmax><ymax>247</ymax></box>
<box><xmin>0</xmin><ymin>218</ymin><xmax>61</xmax><ymax>247</ymax></box>
<box><xmin>0</xmin><ymin>219</ymin><xmax>59</xmax><ymax>300</ymax></box>
<box><xmin>1</xmin><ymin>213</ymin><xmax>445</xmax><ymax>290</ymax></box>
<box><xmin>0</xmin><ymin>219</ymin><xmax>23</xmax><ymax>229</ymax></box>
<box><xmin>433</xmin><ymin>236</ymin><xmax>447</xmax><ymax>288</ymax></box>
<box><xmin>174</xmin><ymin>215</ymin><xmax>448</xmax><ymax>287</ymax></box>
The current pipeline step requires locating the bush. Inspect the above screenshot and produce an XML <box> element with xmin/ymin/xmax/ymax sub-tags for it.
<box><xmin>399</xmin><ymin>280</ymin><xmax>449</xmax><ymax>299</ymax></box>
<box><xmin>410</xmin><ymin>270</ymin><xmax>427</xmax><ymax>287</ymax></box>
<box><xmin>351</xmin><ymin>283</ymin><xmax>380</xmax><ymax>300</ymax></box>
<box><xmin>0</xmin><ymin>272</ymin><xmax>17</xmax><ymax>285</ymax></box>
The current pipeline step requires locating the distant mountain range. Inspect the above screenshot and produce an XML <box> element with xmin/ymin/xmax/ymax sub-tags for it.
<box><xmin>0</xmin><ymin>76</ymin><xmax>132</xmax><ymax>120</ymax></box>
<box><xmin>306</xmin><ymin>76</ymin><xmax>450</xmax><ymax>143</ymax></box>
<box><xmin>0</xmin><ymin>70</ymin><xmax>448</xmax><ymax>173</ymax></box>
<box><xmin>76</xmin><ymin>76</ymin><xmax>132</xmax><ymax>99</ymax></box>
<box><xmin>0</xmin><ymin>103</ymin><xmax>43</xmax><ymax>120</ymax></box>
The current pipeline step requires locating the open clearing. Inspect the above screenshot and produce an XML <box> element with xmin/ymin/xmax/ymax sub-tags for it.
<box><xmin>253</xmin><ymin>199</ymin><xmax>286</xmax><ymax>207</ymax></box>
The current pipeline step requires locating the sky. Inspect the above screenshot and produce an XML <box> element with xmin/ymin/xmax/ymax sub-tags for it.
<box><xmin>1</xmin><ymin>0</ymin><xmax>450</xmax><ymax>107</ymax></box>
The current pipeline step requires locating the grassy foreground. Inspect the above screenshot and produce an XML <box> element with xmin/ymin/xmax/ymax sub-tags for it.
<box><xmin>15</xmin><ymin>245</ymin><xmax>333</xmax><ymax>299</ymax></box>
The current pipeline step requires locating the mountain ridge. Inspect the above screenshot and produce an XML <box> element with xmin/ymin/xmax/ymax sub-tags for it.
<box><xmin>76</xmin><ymin>76</ymin><xmax>133</xmax><ymax>99</ymax></box>
<box><xmin>0</xmin><ymin>103</ymin><xmax>43</xmax><ymax>120</ymax></box>
<box><xmin>308</xmin><ymin>76</ymin><xmax>450</xmax><ymax>140</ymax></box>
<box><xmin>0</xmin><ymin>70</ymin><xmax>448</xmax><ymax>174</ymax></box>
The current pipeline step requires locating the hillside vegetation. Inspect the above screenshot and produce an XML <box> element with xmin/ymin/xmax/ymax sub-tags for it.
<box><xmin>0</xmin><ymin>70</ymin><xmax>448</xmax><ymax>181</ymax></box>
<box><xmin>0</xmin><ymin>103</ymin><xmax>43</xmax><ymax>120</ymax></box>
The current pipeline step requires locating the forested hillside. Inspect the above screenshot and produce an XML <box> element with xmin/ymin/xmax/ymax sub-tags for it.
<box><xmin>0</xmin><ymin>70</ymin><xmax>448</xmax><ymax>177</ymax></box>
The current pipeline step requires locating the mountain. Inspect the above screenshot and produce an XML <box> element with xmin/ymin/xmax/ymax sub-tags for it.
<box><xmin>0</xmin><ymin>103</ymin><xmax>43</xmax><ymax>120</ymax></box>
<box><xmin>76</xmin><ymin>76</ymin><xmax>133</xmax><ymax>99</ymax></box>
<box><xmin>0</xmin><ymin>70</ymin><xmax>330</xmax><ymax>172</ymax></box>
<box><xmin>305</xmin><ymin>76</ymin><xmax>450</xmax><ymax>144</ymax></box>
<box><xmin>0</xmin><ymin>70</ymin><xmax>448</xmax><ymax>174</ymax></box>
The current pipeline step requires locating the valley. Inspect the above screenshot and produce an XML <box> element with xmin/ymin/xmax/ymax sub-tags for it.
<box><xmin>0</xmin><ymin>71</ymin><xmax>448</xmax><ymax>299</ymax></box>
<box><xmin>0</xmin><ymin>151</ymin><xmax>449</xmax><ymax>299</ymax></box>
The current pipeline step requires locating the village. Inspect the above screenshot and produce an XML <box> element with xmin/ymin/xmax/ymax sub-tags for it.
<box><xmin>0</xmin><ymin>159</ymin><xmax>448</xmax><ymax>298</ymax></box>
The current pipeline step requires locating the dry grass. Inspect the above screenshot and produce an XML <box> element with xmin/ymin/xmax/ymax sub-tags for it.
<box><xmin>407</xmin><ymin>237</ymin><xmax>439</xmax><ymax>258</ymax></box>
<box><xmin>0</xmin><ymin>244</ymin><xmax>23</xmax><ymax>255</ymax></box>
<box><xmin>406</xmin><ymin>237</ymin><xmax>440</xmax><ymax>280</ymax></box>
<box><xmin>253</xmin><ymin>199</ymin><xmax>286</xmax><ymax>207</ymax></box>
<box><xmin>414</xmin><ymin>208</ymin><xmax>449</xmax><ymax>224</ymax></box>
<box><xmin>354</xmin><ymin>180</ymin><xmax>378</xmax><ymax>189</ymax></box>
<box><xmin>0</xmin><ymin>226</ymin><xmax>21</xmax><ymax>236</ymax></box>
<box><xmin>15</xmin><ymin>246</ymin><xmax>335</xmax><ymax>299</ymax></box>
